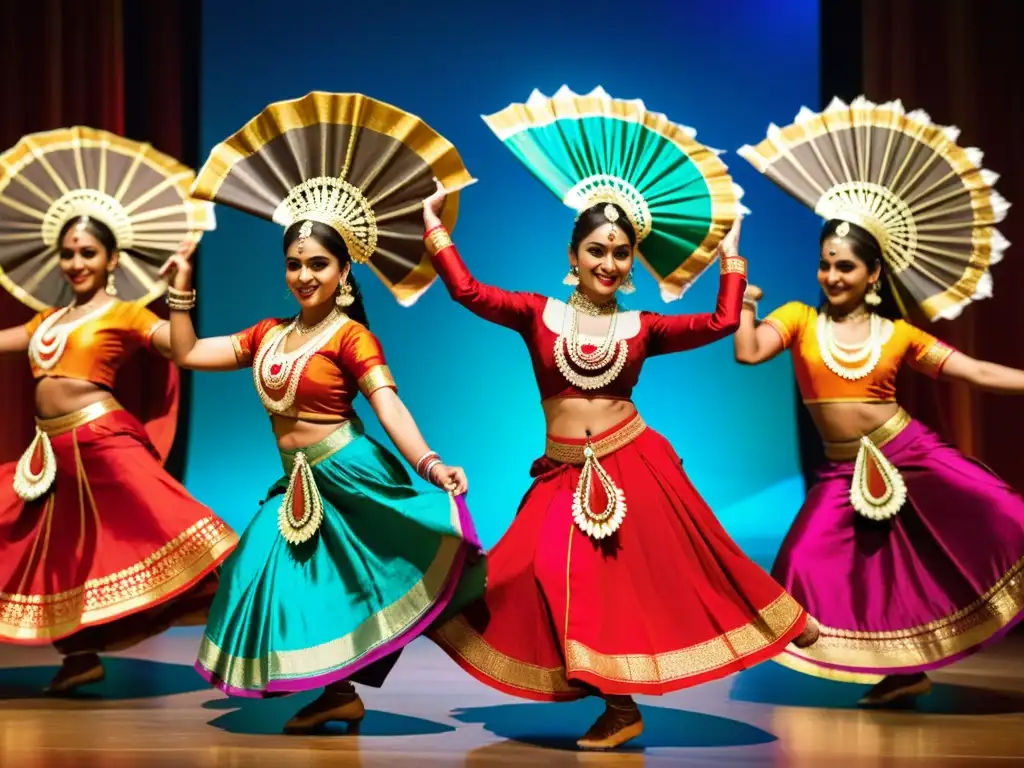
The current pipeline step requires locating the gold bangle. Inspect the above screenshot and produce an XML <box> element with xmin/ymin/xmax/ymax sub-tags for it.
<box><xmin>425</xmin><ymin>228</ymin><xmax>453</xmax><ymax>256</ymax></box>
<box><xmin>721</xmin><ymin>255</ymin><xmax>747</xmax><ymax>277</ymax></box>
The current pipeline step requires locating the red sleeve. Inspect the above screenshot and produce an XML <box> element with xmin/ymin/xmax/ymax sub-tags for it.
<box><xmin>645</xmin><ymin>257</ymin><xmax>747</xmax><ymax>356</ymax></box>
<box><xmin>336</xmin><ymin>323</ymin><xmax>397</xmax><ymax>397</ymax></box>
<box><xmin>425</xmin><ymin>226</ymin><xmax>538</xmax><ymax>333</ymax></box>
<box><xmin>230</xmin><ymin>318</ymin><xmax>283</xmax><ymax>368</ymax></box>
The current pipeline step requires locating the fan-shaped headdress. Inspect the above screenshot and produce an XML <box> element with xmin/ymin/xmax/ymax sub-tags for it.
<box><xmin>483</xmin><ymin>86</ymin><xmax>746</xmax><ymax>301</ymax></box>
<box><xmin>739</xmin><ymin>96</ymin><xmax>1010</xmax><ymax>320</ymax></box>
<box><xmin>191</xmin><ymin>91</ymin><xmax>474</xmax><ymax>306</ymax></box>
<box><xmin>0</xmin><ymin>126</ymin><xmax>215</xmax><ymax>310</ymax></box>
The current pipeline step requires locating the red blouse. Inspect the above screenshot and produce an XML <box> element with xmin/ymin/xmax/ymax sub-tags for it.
<box><xmin>231</xmin><ymin>316</ymin><xmax>396</xmax><ymax>422</ymax></box>
<box><xmin>429</xmin><ymin>236</ymin><xmax>747</xmax><ymax>401</ymax></box>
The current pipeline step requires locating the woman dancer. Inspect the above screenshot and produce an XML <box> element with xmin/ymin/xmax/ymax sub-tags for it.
<box><xmin>0</xmin><ymin>127</ymin><xmax>235</xmax><ymax>694</ymax></box>
<box><xmin>164</xmin><ymin>92</ymin><xmax>483</xmax><ymax>733</ymax></box>
<box><xmin>736</xmin><ymin>96</ymin><xmax>1024</xmax><ymax>705</ymax></box>
<box><xmin>427</xmin><ymin>87</ymin><xmax>816</xmax><ymax>751</ymax></box>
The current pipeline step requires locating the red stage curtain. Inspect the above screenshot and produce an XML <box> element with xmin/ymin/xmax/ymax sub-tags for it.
<box><xmin>861</xmin><ymin>0</ymin><xmax>1024</xmax><ymax>487</ymax></box>
<box><xmin>0</xmin><ymin>0</ymin><xmax>198</xmax><ymax>477</ymax></box>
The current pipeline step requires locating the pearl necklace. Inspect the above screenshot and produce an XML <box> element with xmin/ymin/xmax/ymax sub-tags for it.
<box><xmin>295</xmin><ymin>309</ymin><xmax>340</xmax><ymax>336</ymax></box>
<box><xmin>29</xmin><ymin>301</ymin><xmax>115</xmax><ymax>370</ymax></box>
<box><xmin>554</xmin><ymin>294</ymin><xmax>628</xmax><ymax>390</ymax></box>
<box><xmin>816</xmin><ymin>311</ymin><xmax>883</xmax><ymax>381</ymax></box>
<box><xmin>254</xmin><ymin>311</ymin><xmax>348</xmax><ymax>415</ymax></box>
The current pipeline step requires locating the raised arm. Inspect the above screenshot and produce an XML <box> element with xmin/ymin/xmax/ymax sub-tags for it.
<box><xmin>734</xmin><ymin>284</ymin><xmax>787</xmax><ymax>364</ymax></box>
<box><xmin>0</xmin><ymin>324</ymin><xmax>30</xmax><ymax>356</ymax></box>
<box><xmin>422</xmin><ymin>179</ymin><xmax>537</xmax><ymax>332</ymax></box>
<box><xmin>647</xmin><ymin>218</ymin><xmax>748</xmax><ymax>356</ymax></box>
<box><xmin>158</xmin><ymin>242</ymin><xmax>243</xmax><ymax>372</ymax></box>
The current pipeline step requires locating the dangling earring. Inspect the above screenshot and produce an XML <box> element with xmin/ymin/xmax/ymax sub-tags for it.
<box><xmin>336</xmin><ymin>281</ymin><xmax>354</xmax><ymax>308</ymax></box>
<box><xmin>106</xmin><ymin>272</ymin><xmax>117</xmax><ymax>296</ymax></box>
<box><xmin>865</xmin><ymin>281</ymin><xmax>882</xmax><ymax>306</ymax></box>
<box><xmin>619</xmin><ymin>269</ymin><xmax>636</xmax><ymax>295</ymax></box>
<box><xmin>563</xmin><ymin>265</ymin><xmax>580</xmax><ymax>286</ymax></box>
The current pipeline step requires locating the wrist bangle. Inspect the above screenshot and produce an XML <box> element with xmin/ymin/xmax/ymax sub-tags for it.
<box><xmin>421</xmin><ymin>458</ymin><xmax>443</xmax><ymax>482</ymax></box>
<box><xmin>720</xmin><ymin>255</ymin><xmax>748</xmax><ymax>277</ymax></box>
<box><xmin>167</xmin><ymin>287</ymin><xmax>196</xmax><ymax>311</ymax></box>
<box><xmin>425</xmin><ymin>227</ymin><xmax>453</xmax><ymax>256</ymax></box>
<box><xmin>415</xmin><ymin>451</ymin><xmax>439</xmax><ymax>476</ymax></box>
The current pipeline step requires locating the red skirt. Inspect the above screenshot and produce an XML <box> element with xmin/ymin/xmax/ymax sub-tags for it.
<box><xmin>0</xmin><ymin>399</ymin><xmax>237</xmax><ymax>649</ymax></box>
<box><xmin>430</xmin><ymin>413</ymin><xmax>807</xmax><ymax>699</ymax></box>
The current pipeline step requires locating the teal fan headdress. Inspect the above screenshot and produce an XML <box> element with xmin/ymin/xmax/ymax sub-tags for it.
<box><xmin>484</xmin><ymin>86</ymin><xmax>747</xmax><ymax>301</ymax></box>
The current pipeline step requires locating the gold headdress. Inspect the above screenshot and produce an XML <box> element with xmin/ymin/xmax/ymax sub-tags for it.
<box><xmin>484</xmin><ymin>86</ymin><xmax>746</xmax><ymax>301</ymax></box>
<box><xmin>191</xmin><ymin>92</ymin><xmax>474</xmax><ymax>306</ymax></box>
<box><xmin>739</xmin><ymin>96</ymin><xmax>1010</xmax><ymax>321</ymax></box>
<box><xmin>0</xmin><ymin>126</ymin><xmax>214</xmax><ymax>310</ymax></box>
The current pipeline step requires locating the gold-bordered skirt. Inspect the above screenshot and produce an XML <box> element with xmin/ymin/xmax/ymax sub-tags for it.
<box><xmin>773</xmin><ymin>408</ymin><xmax>1024</xmax><ymax>681</ymax></box>
<box><xmin>195</xmin><ymin>419</ymin><xmax>483</xmax><ymax>697</ymax></box>
<box><xmin>430</xmin><ymin>412</ymin><xmax>808</xmax><ymax>700</ymax></box>
<box><xmin>0</xmin><ymin>398</ymin><xmax>237</xmax><ymax>651</ymax></box>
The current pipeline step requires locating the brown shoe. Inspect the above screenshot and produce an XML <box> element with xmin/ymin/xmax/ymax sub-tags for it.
<box><xmin>858</xmin><ymin>673</ymin><xmax>932</xmax><ymax>707</ymax></box>
<box><xmin>576</xmin><ymin>697</ymin><xmax>644</xmax><ymax>751</ymax></box>
<box><xmin>44</xmin><ymin>653</ymin><xmax>105</xmax><ymax>694</ymax></box>
<box><xmin>283</xmin><ymin>682</ymin><xmax>366</xmax><ymax>734</ymax></box>
<box><xmin>792</xmin><ymin>616</ymin><xmax>821</xmax><ymax>649</ymax></box>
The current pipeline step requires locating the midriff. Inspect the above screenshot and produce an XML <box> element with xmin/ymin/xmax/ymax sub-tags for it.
<box><xmin>806</xmin><ymin>400</ymin><xmax>903</xmax><ymax>443</ymax></box>
<box><xmin>542</xmin><ymin>396</ymin><xmax>638</xmax><ymax>440</ymax></box>
<box><xmin>34</xmin><ymin>377</ymin><xmax>115</xmax><ymax>420</ymax></box>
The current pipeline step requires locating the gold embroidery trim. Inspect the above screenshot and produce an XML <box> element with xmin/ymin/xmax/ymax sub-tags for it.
<box><xmin>35</xmin><ymin>399</ymin><xmax>124</xmax><ymax>437</ymax></box>
<box><xmin>823</xmin><ymin>407</ymin><xmax>911</xmax><ymax>462</ymax></box>
<box><xmin>279</xmin><ymin>418</ymin><xmax>365</xmax><ymax>473</ymax></box>
<box><xmin>720</xmin><ymin>256</ymin><xmax>748</xmax><ymax>276</ymax></box>
<box><xmin>425</xmin><ymin>227</ymin><xmax>453</xmax><ymax>256</ymax></box>
<box><xmin>786</xmin><ymin>555</ymin><xmax>1024</xmax><ymax>672</ymax></box>
<box><xmin>358</xmin><ymin>364</ymin><xmax>396</xmax><ymax>398</ymax></box>
<box><xmin>432</xmin><ymin>593</ymin><xmax>804</xmax><ymax>692</ymax></box>
<box><xmin>230</xmin><ymin>333</ymin><xmax>251</xmax><ymax>366</ymax></box>
<box><xmin>431</xmin><ymin>615</ymin><xmax>579</xmax><ymax>695</ymax></box>
<box><xmin>917</xmin><ymin>341</ymin><xmax>955</xmax><ymax>378</ymax></box>
<box><xmin>197</xmin><ymin>534</ymin><xmax>463</xmax><ymax>689</ymax></box>
<box><xmin>0</xmin><ymin>516</ymin><xmax>237</xmax><ymax>641</ymax></box>
<box><xmin>545</xmin><ymin>414</ymin><xmax>647</xmax><ymax>465</ymax></box>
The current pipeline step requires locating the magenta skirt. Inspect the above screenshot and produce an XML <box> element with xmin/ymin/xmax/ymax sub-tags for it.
<box><xmin>772</xmin><ymin>417</ymin><xmax>1024</xmax><ymax>681</ymax></box>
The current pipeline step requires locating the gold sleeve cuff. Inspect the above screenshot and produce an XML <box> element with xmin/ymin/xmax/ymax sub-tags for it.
<box><xmin>359</xmin><ymin>364</ymin><xmax>397</xmax><ymax>397</ymax></box>
<box><xmin>146</xmin><ymin>320</ymin><xmax>169</xmax><ymax>342</ymax></box>
<box><xmin>917</xmin><ymin>342</ymin><xmax>955</xmax><ymax>378</ymax></box>
<box><xmin>720</xmin><ymin>256</ymin><xmax>748</xmax><ymax>277</ymax></box>
<box><xmin>230</xmin><ymin>334</ymin><xmax>251</xmax><ymax>366</ymax></box>
<box><xmin>425</xmin><ymin>228</ymin><xmax>454</xmax><ymax>256</ymax></box>
<box><xmin>762</xmin><ymin>317</ymin><xmax>791</xmax><ymax>347</ymax></box>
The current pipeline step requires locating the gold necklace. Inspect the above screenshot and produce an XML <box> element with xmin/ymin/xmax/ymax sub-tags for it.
<box><xmin>553</xmin><ymin>299</ymin><xmax>628</xmax><ymax>390</ymax></box>
<box><xmin>568</xmin><ymin>291</ymin><xmax>618</xmax><ymax>316</ymax></box>
<box><xmin>295</xmin><ymin>308</ymin><xmax>341</xmax><ymax>336</ymax></box>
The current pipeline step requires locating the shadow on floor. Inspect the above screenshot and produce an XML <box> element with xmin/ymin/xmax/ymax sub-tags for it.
<box><xmin>0</xmin><ymin>658</ymin><xmax>207</xmax><ymax>703</ymax></box>
<box><xmin>730</xmin><ymin>660</ymin><xmax>1024</xmax><ymax>715</ymax></box>
<box><xmin>202</xmin><ymin>693</ymin><xmax>457</xmax><ymax>737</ymax></box>
<box><xmin>451</xmin><ymin>699</ymin><xmax>777</xmax><ymax>752</ymax></box>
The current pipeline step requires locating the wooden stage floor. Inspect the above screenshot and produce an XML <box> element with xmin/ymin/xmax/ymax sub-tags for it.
<box><xmin>1</xmin><ymin>629</ymin><xmax>1023</xmax><ymax>767</ymax></box>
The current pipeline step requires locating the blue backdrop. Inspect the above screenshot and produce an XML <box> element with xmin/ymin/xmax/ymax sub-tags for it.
<box><xmin>187</xmin><ymin>0</ymin><xmax>822</xmax><ymax>551</ymax></box>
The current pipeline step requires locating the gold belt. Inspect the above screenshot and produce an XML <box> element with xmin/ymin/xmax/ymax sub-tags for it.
<box><xmin>544</xmin><ymin>414</ymin><xmax>647</xmax><ymax>466</ymax></box>
<box><xmin>279</xmin><ymin>418</ymin><xmax>364</xmax><ymax>474</ymax></box>
<box><xmin>823</xmin><ymin>408</ymin><xmax>911</xmax><ymax>462</ymax></box>
<box><xmin>35</xmin><ymin>398</ymin><xmax>123</xmax><ymax>437</ymax></box>
<box><xmin>15</xmin><ymin>399</ymin><xmax>123</xmax><ymax>502</ymax></box>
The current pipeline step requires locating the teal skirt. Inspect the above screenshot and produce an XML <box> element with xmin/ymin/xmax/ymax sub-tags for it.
<box><xmin>195</xmin><ymin>419</ymin><xmax>483</xmax><ymax>697</ymax></box>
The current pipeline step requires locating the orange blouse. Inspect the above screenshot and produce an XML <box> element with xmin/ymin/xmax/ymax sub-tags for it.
<box><xmin>231</xmin><ymin>316</ymin><xmax>396</xmax><ymax>422</ymax></box>
<box><xmin>763</xmin><ymin>302</ymin><xmax>956</xmax><ymax>404</ymax></box>
<box><xmin>24</xmin><ymin>301</ymin><xmax>167</xmax><ymax>388</ymax></box>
